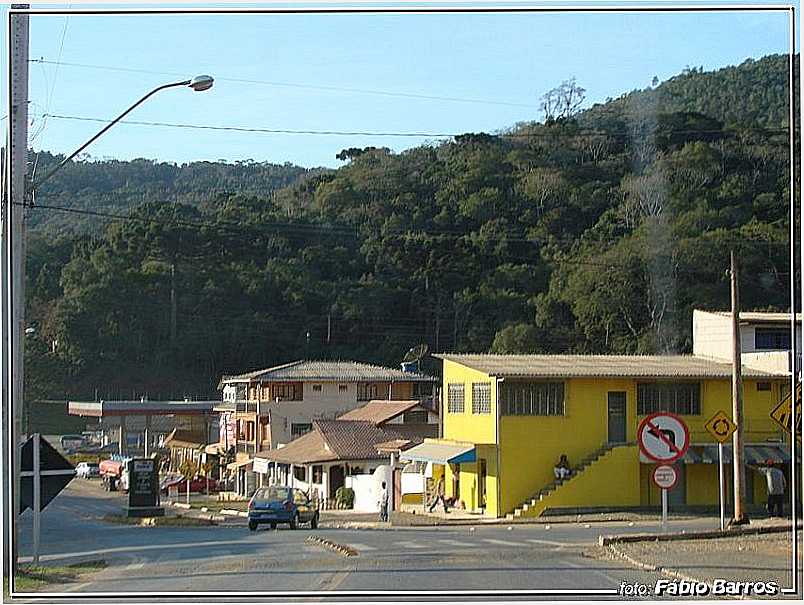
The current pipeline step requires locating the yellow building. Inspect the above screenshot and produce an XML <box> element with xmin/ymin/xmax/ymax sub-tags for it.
<box><xmin>403</xmin><ymin>354</ymin><xmax>791</xmax><ymax>519</ymax></box>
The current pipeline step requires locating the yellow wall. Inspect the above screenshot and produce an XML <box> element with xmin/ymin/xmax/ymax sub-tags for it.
<box><xmin>441</xmin><ymin>356</ymin><xmax>787</xmax><ymax>517</ymax></box>
<box><xmin>519</xmin><ymin>445</ymin><xmax>640</xmax><ymax>517</ymax></box>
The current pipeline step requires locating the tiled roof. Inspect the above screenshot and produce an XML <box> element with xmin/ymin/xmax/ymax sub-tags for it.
<box><xmin>337</xmin><ymin>400</ymin><xmax>421</xmax><ymax>424</ymax></box>
<box><xmin>435</xmin><ymin>354</ymin><xmax>787</xmax><ymax>379</ymax></box>
<box><xmin>255</xmin><ymin>420</ymin><xmax>436</xmax><ymax>465</ymax></box>
<box><xmin>164</xmin><ymin>428</ymin><xmax>205</xmax><ymax>449</ymax></box>
<box><xmin>219</xmin><ymin>360</ymin><xmax>434</xmax><ymax>387</ymax></box>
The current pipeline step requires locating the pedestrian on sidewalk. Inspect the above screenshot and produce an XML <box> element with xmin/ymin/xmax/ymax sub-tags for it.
<box><xmin>428</xmin><ymin>476</ymin><xmax>449</xmax><ymax>513</ymax></box>
<box><xmin>378</xmin><ymin>481</ymin><xmax>389</xmax><ymax>522</ymax></box>
<box><xmin>757</xmin><ymin>460</ymin><xmax>786</xmax><ymax>517</ymax></box>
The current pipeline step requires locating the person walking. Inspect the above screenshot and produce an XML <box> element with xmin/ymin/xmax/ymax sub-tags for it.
<box><xmin>378</xmin><ymin>481</ymin><xmax>389</xmax><ymax>522</ymax></box>
<box><xmin>428</xmin><ymin>476</ymin><xmax>448</xmax><ymax>513</ymax></box>
<box><xmin>758</xmin><ymin>460</ymin><xmax>786</xmax><ymax>517</ymax></box>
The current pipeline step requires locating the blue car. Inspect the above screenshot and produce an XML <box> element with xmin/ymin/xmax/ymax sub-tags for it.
<box><xmin>247</xmin><ymin>486</ymin><xmax>319</xmax><ymax>531</ymax></box>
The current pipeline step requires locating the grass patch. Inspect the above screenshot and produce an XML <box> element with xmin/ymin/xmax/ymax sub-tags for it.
<box><xmin>9</xmin><ymin>560</ymin><xmax>107</xmax><ymax>593</ymax></box>
<box><xmin>67</xmin><ymin>453</ymin><xmax>104</xmax><ymax>465</ymax></box>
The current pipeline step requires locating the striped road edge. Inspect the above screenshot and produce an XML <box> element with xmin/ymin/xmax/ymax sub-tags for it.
<box><xmin>306</xmin><ymin>535</ymin><xmax>359</xmax><ymax>557</ymax></box>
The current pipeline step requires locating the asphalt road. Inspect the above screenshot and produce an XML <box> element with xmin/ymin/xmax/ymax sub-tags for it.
<box><xmin>13</xmin><ymin>480</ymin><xmax>779</xmax><ymax>599</ymax></box>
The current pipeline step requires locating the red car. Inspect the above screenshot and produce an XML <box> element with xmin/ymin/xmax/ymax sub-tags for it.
<box><xmin>161</xmin><ymin>477</ymin><xmax>219</xmax><ymax>494</ymax></box>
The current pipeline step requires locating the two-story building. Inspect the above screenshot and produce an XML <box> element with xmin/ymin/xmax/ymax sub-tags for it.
<box><xmin>693</xmin><ymin>310</ymin><xmax>801</xmax><ymax>375</ymax></box>
<box><xmin>402</xmin><ymin>311</ymin><xmax>797</xmax><ymax>518</ymax></box>
<box><xmin>215</xmin><ymin>360</ymin><xmax>436</xmax><ymax>496</ymax></box>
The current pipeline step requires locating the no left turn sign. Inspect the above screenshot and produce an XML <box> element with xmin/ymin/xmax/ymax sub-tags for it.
<box><xmin>637</xmin><ymin>412</ymin><xmax>690</xmax><ymax>463</ymax></box>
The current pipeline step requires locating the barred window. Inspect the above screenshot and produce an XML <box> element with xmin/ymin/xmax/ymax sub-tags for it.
<box><xmin>637</xmin><ymin>382</ymin><xmax>701</xmax><ymax>415</ymax></box>
<box><xmin>472</xmin><ymin>383</ymin><xmax>492</xmax><ymax>414</ymax></box>
<box><xmin>500</xmin><ymin>382</ymin><xmax>565</xmax><ymax>416</ymax></box>
<box><xmin>447</xmin><ymin>383</ymin><xmax>465</xmax><ymax>413</ymax></box>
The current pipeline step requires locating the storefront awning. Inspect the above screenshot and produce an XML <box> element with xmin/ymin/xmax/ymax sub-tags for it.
<box><xmin>226</xmin><ymin>459</ymin><xmax>253</xmax><ymax>471</ymax></box>
<box><xmin>400</xmin><ymin>441</ymin><xmax>476</xmax><ymax>465</ymax></box>
<box><xmin>680</xmin><ymin>444</ymin><xmax>798</xmax><ymax>465</ymax></box>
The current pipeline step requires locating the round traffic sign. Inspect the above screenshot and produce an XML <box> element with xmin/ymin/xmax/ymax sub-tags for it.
<box><xmin>637</xmin><ymin>412</ymin><xmax>690</xmax><ymax>463</ymax></box>
<box><xmin>652</xmin><ymin>464</ymin><xmax>678</xmax><ymax>490</ymax></box>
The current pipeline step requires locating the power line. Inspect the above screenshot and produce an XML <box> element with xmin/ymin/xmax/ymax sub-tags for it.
<box><xmin>32</xmin><ymin>111</ymin><xmax>792</xmax><ymax>141</ymax></box>
<box><xmin>29</xmin><ymin>58</ymin><xmax>535</xmax><ymax>109</ymax></box>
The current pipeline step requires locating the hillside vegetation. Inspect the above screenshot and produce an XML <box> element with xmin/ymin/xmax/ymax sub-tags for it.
<box><xmin>24</xmin><ymin>53</ymin><xmax>799</xmax><ymax>401</ymax></box>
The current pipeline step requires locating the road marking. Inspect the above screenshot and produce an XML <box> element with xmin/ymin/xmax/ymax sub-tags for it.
<box><xmin>437</xmin><ymin>539</ymin><xmax>475</xmax><ymax>547</ymax></box>
<box><xmin>344</xmin><ymin>542</ymin><xmax>377</xmax><ymax>551</ymax></box>
<box><xmin>396</xmin><ymin>541</ymin><xmax>428</xmax><ymax>549</ymax></box>
<box><xmin>18</xmin><ymin>539</ymin><xmax>250</xmax><ymax>564</ymax></box>
<box><xmin>482</xmin><ymin>538</ymin><xmax>527</xmax><ymax>547</ymax></box>
<box><xmin>525</xmin><ymin>538</ymin><xmax>587</xmax><ymax>547</ymax></box>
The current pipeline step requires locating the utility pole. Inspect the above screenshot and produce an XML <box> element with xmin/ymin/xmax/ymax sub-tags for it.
<box><xmin>170</xmin><ymin>262</ymin><xmax>177</xmax><ymax>346</ymax></box>
<box><xmin>730</xmin><ymin>250</ymin><xmax>748</xmax><ymax>525</ymax></box>
<box><xmin>4</xmin><ymin>5</ymin><xmax>30</xmax><ymax>580</ymax></box>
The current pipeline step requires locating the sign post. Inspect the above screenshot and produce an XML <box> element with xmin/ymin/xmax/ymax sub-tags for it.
<box><xmin>651</xmin><ymin>464</ymin><xmax>678</xmax><ymax>532</ymax></box>
<box><xmin>19</xmin><ymin>434</ymin><xmax>76</xmax><ymax>566</ymax></box>
<box><xmin>638</xmin><ymin>413</ymin><xmax>690</xmax><ymax>532</ymax></box>
<box><xmin>704</xmin><ymin>410</ymin><xmax>737</xmax><ymax>532</ymax></box>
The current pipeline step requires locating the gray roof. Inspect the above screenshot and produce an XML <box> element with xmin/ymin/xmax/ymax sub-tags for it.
<box><xmin>705</xmin><ymin>310</ymin><xmax>802</xmax><ymax>324</ymax></box>
<box><xmin>435</xmin><ymin>354</ymin><xmax>788</xmax><ymax>379</ymax></box>
<box><xmin>219</xmin><ymin>360</ymin><xmax>434</xmax><ymax>388</ymax></box>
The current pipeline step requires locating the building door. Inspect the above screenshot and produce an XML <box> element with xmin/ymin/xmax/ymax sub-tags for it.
<box><xmin>477</xmin><ymin>459</ymin><xmax>487</xmax><ymax>510</ymax></box>
<box><xmin>667</xmin><ymin>462</ymin><xmax>686</xmax><ymax>507</ymax></box>
<box><xmin>607</xmin><ymin>392</ymin><xmax>627</xmax><ymax>444</ymax></box>
<box><xmin>329</xmin><ymin>465</ymin><xmax>344</xmax><ymax>499</ymax></box>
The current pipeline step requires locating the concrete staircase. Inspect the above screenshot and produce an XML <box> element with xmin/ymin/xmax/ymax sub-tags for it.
<box><xmin>505</xmin><ymin>442</ymin><xmax>635</xmax><ymax>520</ymax></box>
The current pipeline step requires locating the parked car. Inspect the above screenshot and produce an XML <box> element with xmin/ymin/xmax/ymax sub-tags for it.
<box><xmin>75</xmin><ymin>462</ymin><xmax>100</xmax><ymax>479</ymax></box>
<box><xmin>161</xmin><ymin>476</ymin><xmax>219</xmax><ymax>494</ymax></box>
<box><xmin>247</xmin><ymin>486</ymin><xmax>318</xmax><ymax>531</ymax></box>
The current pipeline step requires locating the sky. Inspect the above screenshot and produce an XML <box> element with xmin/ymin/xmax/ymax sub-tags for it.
<box><xmin>1</xmin><ymin>2</ymin><xmax>797</xmax><ymax>168</ymax></box>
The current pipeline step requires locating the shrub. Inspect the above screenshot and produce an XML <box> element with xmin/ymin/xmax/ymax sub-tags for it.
<box><xmin>334</xmin><ymin>486</ymin><xmax>354</xmax><ymax>509</ymax></box>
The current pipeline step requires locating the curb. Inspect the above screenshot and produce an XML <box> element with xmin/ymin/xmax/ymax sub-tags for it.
<box><xmin>599</xmin><ymin>522</ymin><xmax>797</xmax><ymax>546</ymax></box>
<box><xmin>306</xmin><ymin>535</ymin><xmax>358</xmax><ymax>557</ymax></box>
<box><xmin>605</xmin><ymin>542</ymin><xmax>746</xmax><ymax>600</ymax></box>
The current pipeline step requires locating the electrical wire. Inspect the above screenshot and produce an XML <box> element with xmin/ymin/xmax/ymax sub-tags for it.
<box><xmin>28</xmin><ymin>58</ymin><xmax>535</xmax><ymax>109</ymax></box>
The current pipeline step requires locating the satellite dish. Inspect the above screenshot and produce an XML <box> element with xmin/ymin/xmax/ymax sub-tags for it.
<box><xmin>402</xmin><ymin>344</ymin><xmax>429</xmax><ymax>364</ymax></box>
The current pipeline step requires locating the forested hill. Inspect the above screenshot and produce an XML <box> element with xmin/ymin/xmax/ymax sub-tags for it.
<box><xmin>578</xmin><ymin>54</ymin><xmax>798</xmax><ymax>131</ymax></box>
<box><xmin>24</xmin><ymin>53</ymin><xmax>799</xmax><ymax>402</ymax></box>
<box><xmin>27</xmin><ymin>153</ymin><xmax>324</xmax><ymax>234</ymax></box>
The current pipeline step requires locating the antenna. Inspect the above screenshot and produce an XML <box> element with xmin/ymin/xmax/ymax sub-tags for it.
<box><xmin>401</xmin><ymin>344</ymin><xmax>429</xmax><ymax>372</ymax></box>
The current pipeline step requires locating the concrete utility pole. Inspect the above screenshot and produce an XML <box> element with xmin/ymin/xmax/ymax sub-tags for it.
<box><xmin>170</xmin><ymin>262</ymin><xmax>177</xmax><ymax>346</ymax></box>
<box><xmin>5</xmin><ymin>5</ymin><xmax>30</xmax><ymax>579</ymax></box>
<box><xmin>730</xmin><ymin>250</ymin><xmax>748</xmax><ymax>525</ymax></box>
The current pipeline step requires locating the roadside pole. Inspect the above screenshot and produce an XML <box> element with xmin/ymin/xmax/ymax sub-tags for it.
<box><xmin>661</xmin><ymin>487</ymin><xmax>668</xmax><ymax>532</ymax></box>
<box><xmin>718</xmin><ymin>442</ymin><xmax>725</xmax><ymax>531</ymax></box>
<box><xmin>730</xmin><ymin>250</ymin><xmax>748</xmax><ymax>524</ymax></box>
<box><xmin>7</xmin><ymin>5</ymin><xmax>30</xmax><ymax>580</ymax></box>
<box><xmin>32</xmin><ymin>433</ymin><xmax>39</xmax><ymax>566</ymax></box>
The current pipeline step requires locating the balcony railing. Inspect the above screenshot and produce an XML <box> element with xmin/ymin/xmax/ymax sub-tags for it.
<box><xmin>236</xmin><ymin>442</ymin><xmax>256</xmax><ymax>455</ymax></box>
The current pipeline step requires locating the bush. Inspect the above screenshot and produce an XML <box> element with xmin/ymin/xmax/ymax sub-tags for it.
<box><xmin>334</xmin><ymin>486</ymin><xmax>354</xmax><ymax>509</ymax></box>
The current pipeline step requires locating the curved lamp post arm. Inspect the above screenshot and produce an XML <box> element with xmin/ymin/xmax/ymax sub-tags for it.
<box><xmin>29</xmin><ymin>77</ymin><xmax>209</xmax><ymax>195</ymax></box>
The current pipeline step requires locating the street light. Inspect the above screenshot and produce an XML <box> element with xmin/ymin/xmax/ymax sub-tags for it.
<box><xmin>28</xmin><ymin>75</ymin><xmax>214</xmax><ymax>194</ymax></box>
<box><xmin>8</xmin><ymin>71</ymin><xmax>213</xmax><ymax>576</ymax></box>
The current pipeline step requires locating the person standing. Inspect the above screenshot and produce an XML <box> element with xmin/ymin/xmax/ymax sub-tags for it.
<box><xmin>758</xmin><ymin>460</ymin><xmax>786</xmax><ymax>517</ymax></box>
<box><xmin>428</xmin><ymin>476</ymin><xmax>448</xmax><ymax>513</ymax></box>
<box><xmin>378</xmin><ymin>481</ymin><xmax>389</xmax><ymax>522</ymax></box>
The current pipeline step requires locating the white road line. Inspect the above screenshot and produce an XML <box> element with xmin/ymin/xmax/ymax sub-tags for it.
<box><xmin>396</xmin><ymin>541</ymin><xmax>428</xmax><ymax>549</ymax></box>
<box><xmin>18</xmin><ymin>539</ymin><xmax>249</xmax><ymax>564</ymax></box>
<box><xmin>345</xmin><ymin>542</ymin><xmax>377</xmax><ymax>551</ymax></box>
<box><xmin>525</xmin><ymin>538</ymin><xmax>587</xmax><ymax>547</ymax></box>
<box><xmin>482</xmin><ymin>538</ymin><xmax>527</xmax><ymax>547</ymax></box>
<box><xmin>437</xmin><ymin>539</ymin><xmax>475</xmax><ymax>547</ymax></box>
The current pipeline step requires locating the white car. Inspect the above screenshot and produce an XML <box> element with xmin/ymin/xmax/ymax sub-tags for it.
<box><xmin>75</xmin><ymin>462</ymin><xmax>100</xmax><ymax>479</ymax></box>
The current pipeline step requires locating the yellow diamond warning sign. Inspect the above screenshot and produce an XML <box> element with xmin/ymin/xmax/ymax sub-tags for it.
<box><xmin>770</xmin><ymin>384</ymin><xmax>802</xmax><ymax>436</ymax></box>
<box><xmin>704</xmin><ymin>410</ymin><xmax>737</xmax><ymax>443</ymax></box>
